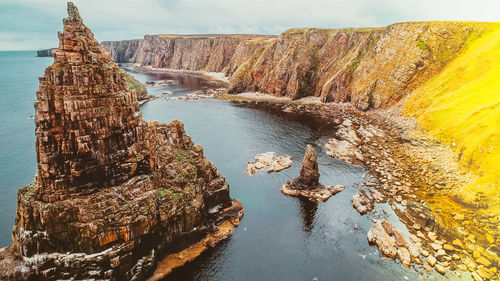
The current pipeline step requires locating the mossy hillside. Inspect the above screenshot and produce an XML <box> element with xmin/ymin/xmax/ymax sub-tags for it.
<box><xmin>404</xmin><ymin>23</ymin><xmax>500</xmax><ymax>213</ymax></box>
<box><xmin>120</xmin><ymin>69</ymin><xmax>147</xmax><ymax>97</ymax></box>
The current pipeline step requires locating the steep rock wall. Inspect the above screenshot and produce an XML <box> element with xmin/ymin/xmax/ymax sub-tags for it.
<box><xmin>0</xmin><ymin>3</ymin><xmax>242</xmax><ymax>280</ymax></box>
<box><xmin>101</xmin><ymin>35</ymin><xmax>275</xmax><ymax>74</ymax></box>
<box><xmin>103</xmin><ymin>22</ymin><xmax>492</xmax><ymax>110</ymax></box>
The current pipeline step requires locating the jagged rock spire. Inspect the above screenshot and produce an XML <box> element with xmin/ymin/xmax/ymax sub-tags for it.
<box><xmin>35</xmin><ymin>2</ymin><xmax>147</xmax><ymax>200</ymax></box>
<box><xmin>299</xmin><ymin>145</ymin><xmax>320</xmax><ymax>186</ymax></box>
<box><xmin>65</xmin><ymin>2</ymin><xmax>82</xmax><ymax>24</ymax></box>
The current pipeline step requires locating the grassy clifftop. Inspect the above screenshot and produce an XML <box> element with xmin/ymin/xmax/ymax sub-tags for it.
<box><xmin>404</xmin><ymin>23</ymin><xmax>500</xmax><ymax>212</ymax></box>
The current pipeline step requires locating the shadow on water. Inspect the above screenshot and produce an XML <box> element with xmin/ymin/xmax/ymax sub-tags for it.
<box><xmin>298</xmin><ymin>197</ymin><xmax>318</xmax><ymax>233</ymax></box>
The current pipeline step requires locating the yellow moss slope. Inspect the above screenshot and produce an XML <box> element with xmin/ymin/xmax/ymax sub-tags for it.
<box><xmin>404</xmin><ymin>23</ymin><xmax>500</xmax><ymax>211</ymax></box>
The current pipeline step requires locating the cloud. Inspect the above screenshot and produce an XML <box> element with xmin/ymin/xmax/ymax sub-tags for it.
<box><xmin>0</xmin><ymin>0</ymin><xmax>499</xmax><ymax>50</ymax></box>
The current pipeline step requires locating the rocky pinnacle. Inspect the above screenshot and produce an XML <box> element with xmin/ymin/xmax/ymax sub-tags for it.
<box><xmin>299</xmin><ymin>145</ymin><xmax>320</xmax><ymax>187</ymax></box>
<box><xmin>0</xmin><ymin>3</ymin><xmax>242</xmax><ymax>280</ymax></box>
<box><xmin>65</xmin><ymin>2</ymin><xmax>82</xmax><ymax>23</ymax></box>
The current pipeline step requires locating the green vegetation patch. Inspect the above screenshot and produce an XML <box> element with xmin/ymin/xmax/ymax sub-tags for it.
<box><xmin>120</xmin><ymin>69</ymin><xmax>147</xmax><ymax>96</ymax></box>
<box><xmin>157</xmin><ymin>188</ymin><xmax>173</xmax><ymax>197</ymax></box>
<box><xmin>416</xmin><ymin>40</ymin><xmax>430</xmax><ymax>51</ymax></box>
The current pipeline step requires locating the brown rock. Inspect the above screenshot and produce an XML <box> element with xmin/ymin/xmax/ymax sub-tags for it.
<box><xmin>367</xmin><ymin>220</ymin><xmax>397</xmax><ymax>259</ymax></box>
<box><xmin>281</xmin><ymin>145</ymin><xmax>343</xmax><ymax>202</ymax></box>
<box><xmin>299</xmin><ymin>145</ymin><xmax>320</xmax><ymax>186</ymax></box>
<box><xmin>352</xmin><ymin>190</ymin><xmax>374</xmax><ymax>214</ymax></box>
<box><xmin>0</xmin><ymin>3</ymin><xmax>242</xmax><ymax>280</ymax></box>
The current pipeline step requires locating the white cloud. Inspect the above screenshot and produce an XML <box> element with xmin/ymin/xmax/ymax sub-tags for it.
<box><xmin>0</xmin><ymin>0</ymin><xmax>499</xmax><ymax>50</ymax></box>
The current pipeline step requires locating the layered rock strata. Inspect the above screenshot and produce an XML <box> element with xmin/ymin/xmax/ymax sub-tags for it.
<box><xmin>0</xmin><ymin>3</ymin><xmax>242</xmax><ymax>280</ymax></box>
<box><xmin>103</xmin><ymin>22</ymin><xmax>492</xmax><ymax>110</ymax></box>
<box><xmin>281</xmin><ymin>145</ymin><xmax>344</xmax><ymax>202</ymax></box>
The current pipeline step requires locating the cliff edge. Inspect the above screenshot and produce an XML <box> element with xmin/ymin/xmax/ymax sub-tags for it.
<box><xmin>103</xmin><ymin>22</ymin><xmax>493</xmax><ymax>110</ymax></box>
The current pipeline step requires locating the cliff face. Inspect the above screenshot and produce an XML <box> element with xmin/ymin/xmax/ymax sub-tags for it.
<box><xmin>104</xmin><ymin>22</ymin><xmax>491</xmax><ymax>110</ymax></box>
<box><xmin>0</xmin><ymin>3</ymin><xmax>241</xmax><ymax>280</ymax></box>
<box><xmin>102</xmin><ymin>39</ymin><xmax>143</xmax><ymax>63</ymax></box>
<box><xmin>102</xmin><ymin>34</ymin><xmax>276</xmax><ymax>74</ymax></box>
<box><xmin>36</xmin><ymin>48</ymin><xmax>57</xmax><ymax>57</ymax></box>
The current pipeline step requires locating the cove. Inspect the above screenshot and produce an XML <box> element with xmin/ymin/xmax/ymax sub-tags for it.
<box><xmin>123</xmin><ymin>67</ymin><xmax>449</xmax><ymax>281</ymax></box>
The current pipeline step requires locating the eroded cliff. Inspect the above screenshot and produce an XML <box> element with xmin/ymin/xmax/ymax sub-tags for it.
<box><xmin>0</xmin><ymin>3</ymin><xmax>242</xmax><ymax>280</ymax></box>
<box><xmin>103</xmin><ymin>22</ymin><xmax>492</xmax><ymax>110</ymax></box>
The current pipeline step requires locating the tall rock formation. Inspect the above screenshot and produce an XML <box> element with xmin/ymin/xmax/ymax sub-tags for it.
<box><xmin>0</xmin><ymin>3</ymin><xmax>242</xmax><ymax>280</ymax></box>
<box><xmin>103</xmin><ymin>22</ymin><xmax>493</xmax><ymax>110</ymax></box>
<box><xmin>298</xmin><ymin>145</ymin><xmax>320</xmax><ymax>188</ymax></box>
<box><xmin>281</xmin><ymin>145</ymin><xmax>344</xmax><ymax>202</ymax></box>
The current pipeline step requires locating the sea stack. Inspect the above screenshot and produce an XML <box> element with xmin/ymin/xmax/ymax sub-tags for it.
<box><xmin>298</xmin><ymin>145</ymin><xmax>320</xmax><ymax>187</ymax></box>
<box><xmin>0</xmin><ymin>2</ymin><xmax>242</xmax><ymax>280</ymax></box>
<box><xmin>281</xmin><ymin>145</ymin><xmax>344</xmax><ymax>202</ymax></box>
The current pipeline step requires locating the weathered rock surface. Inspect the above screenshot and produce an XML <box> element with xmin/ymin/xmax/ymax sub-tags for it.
<box><xmin>351</xmin><ymin>190</ymin><xmax>374</xmax><ymax>214</ymax></box>
<box><xmin>268</xmin><ymin>155</ymin><xmax>293</xmax><ymax>173</ymax></box>
<box><xmin>103</xmin><ymin>22</ymin><xmax>492</xmax><ymax>110</ymax></box>
<box><xmin>367</xmin><ymin>220</ymin><xmax>420</xmax><ymax>268</ymax></box>
<box><xmin>246</xmin><ymin>152</ymin><xmax>292</xmax><ymax>175</ymax></box>
<box><xmin>281</xmin><ymin>145</ymin><xmax>344</xmax><ymax>201</ymax></box>
<box><xmin>0</xmin><ymin>3</ymin><xmax>242</xmax><ymax>280</ymax></box>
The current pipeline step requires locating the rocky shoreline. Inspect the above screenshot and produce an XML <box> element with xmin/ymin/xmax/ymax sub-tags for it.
<box><xmin>215</xmin><ymin>92</ymin><xmax>499</xmax><ymax>280</ymax></box>
<box><xmin>106</xmin><ymin>62</ymin><xmax>499</xmax><ymax>279</ymax></box>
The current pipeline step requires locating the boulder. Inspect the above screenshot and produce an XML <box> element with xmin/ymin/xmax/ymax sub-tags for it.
<box><xmin>352</xmin><ymin>190</ymin><xmax>374</xmax><ymax>214</ymax></box>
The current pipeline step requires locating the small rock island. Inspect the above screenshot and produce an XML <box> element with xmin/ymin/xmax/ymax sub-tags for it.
<box><xmin>0</xmin><ymin>3</ymin><xmax>242</xmax><ymax>280</ymax></box>
<box><xmin>281</xmin><ymin>145</ymin><xmax>344</xmax><ymax>202</ymax></box>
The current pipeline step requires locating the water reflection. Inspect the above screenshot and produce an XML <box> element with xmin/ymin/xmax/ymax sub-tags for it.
<box><xmin>298</xmin><ymin>197</ymin><xmax>318</xmax><ymax>232</ymax></box>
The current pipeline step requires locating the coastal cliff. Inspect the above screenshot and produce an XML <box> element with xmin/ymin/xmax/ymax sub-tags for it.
<box><xmin>103</xmin><ymin>22</ymin><xmax>491</xmax><ymax>110</ymax></box>
<box><xmin>36</xmin><ymin>48</ymin><xmax>57</xmax><ymax>57</ymax></box>
<box><xmin>0</xmin><ymin>3</ymin><xmax>242</xmax><ymax>280</ymax></box>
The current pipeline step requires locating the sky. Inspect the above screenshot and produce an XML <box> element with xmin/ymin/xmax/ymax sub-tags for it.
<box><xmin>0</xmin><ymin>0</ymin><xmax>499</xmax><ymax>50</ymax></box>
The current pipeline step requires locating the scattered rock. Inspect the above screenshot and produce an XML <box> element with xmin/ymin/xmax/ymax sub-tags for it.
<box><xmin>247</xmin><ymin>152</ymin><xmax>293</xmax><ymax>175</ymax></box>
<box><xmin>367</xmin><ymin>220</ymin><xmax>397</xmax><ymax>259</ymax></box>
<box><xmin>268</xmin><ymin>156</ymin><xmax>293</xmax><ymax>173</ymax></box>
<box><xmin>430</xmin><ymin>243</ymin><xmax>442</xmax><ymax>251</ymax></box>
<box><xmin>435</xmin><ymin>264</ymin><xmax>446</xmax><ymax>274</ymax></box>
<box><xmin>422</xmin><ymin>265</ymin><xmax>433</xmax><ymax>272</ymax></box>
<box><xmin>452</xmin><ymin>239</ymin><xmax>464</xmax><ymax>249</ymax></box>
<box><xmin>427</xmin><ymin>255</ymin><xmax>437</xmax><ymax>266</ymax></box>
<box><xmin>398</xmin><ymin>248</ymin><xmax>411</xmax><ymax>268</ymax></box>
<box><xmin>367</xmin><ymin>219</ymin><xmax>421</xmax><ymax>269</ymax></box>
<box><xmin>428</xmin><ymin>232</ymin><xmax>437</xmax><ymax>241</ymax></box>
<box><xmin>352</xmin><ymin>190</ymin><xmax>374</xmax><ymax>215</ymax></box>
<box><xmin>471</xmin><ymin>272</ymin><xmax>484</xmax><ymax>281</ymax></box>
<box><xmin>476</xmin><ymin>256</ymin><xmax>492</xmax><ymax>267</ymax></box>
